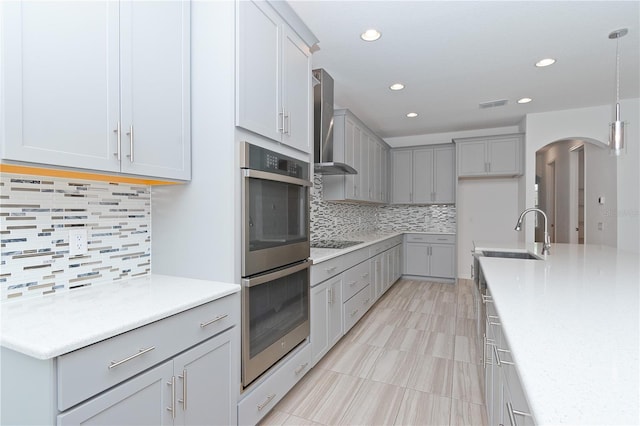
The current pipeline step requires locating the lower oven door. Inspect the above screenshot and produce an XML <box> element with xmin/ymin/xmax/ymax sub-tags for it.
<box><xmin>241</xmin><ymin>260</ymin><xmax>310</xmax><ymax>387</ymax></box>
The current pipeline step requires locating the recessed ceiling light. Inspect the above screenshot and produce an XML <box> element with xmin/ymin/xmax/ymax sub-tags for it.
<box><xmin>361</xmin><ymin>29</ymin><xmax>381</xmax><ymax>42</ymax></box>
<box><xmin>406</xmin><ymin>112</ymin><xmax>418</xmax><ymax>118</ymax></box>
<box><xmin>389</xmin><ymin>83</ymin><xmax>405</xmax><ymax>91</ymax></box>
<box><xmin>535</xmin><ymin>58</ymin><xmax>556</xmax><ymax>67</ymax></box>
<box><xmin>517</xmin><ymin>97</ymin><xmax>533</xmax><ymax>104</ymax></box>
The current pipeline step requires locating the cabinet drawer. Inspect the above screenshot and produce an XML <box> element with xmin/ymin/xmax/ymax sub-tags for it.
<box><xmin>342</xmin><ymin>261</ymin><xmax>371</xmax><ymax>301</ymax></box>
<box><xmin>238</xmin><ymin>343</ymin><xmax>311</xmax><ymax>425</ymax></box>
<box><xmin>311</xmin><ymin>256</ymin><xmax>344</xmax><ymax>287</ymax></box>
<box><xmin>57</xmin><ymin>293</ymin><xmax>239</xmax><ymax>411</ymax></box>
<box><xmin>343</xmin><ymin>284</ymin><xmax>372</xmax><ymax>333</ymax></box>
<box><xmin>406</xmin><ymin>234</ymin><xmax>455</xmax><ymax>244</ymax></box>
<box><xmin>369</xmin><ymin>242</ymin><xmax>386</xmax><ymax>257</ymax></box>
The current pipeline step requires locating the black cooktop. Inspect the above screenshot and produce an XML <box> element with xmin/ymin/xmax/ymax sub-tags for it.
<box><xmin>311</xmin><ymin>239</ymin><xmax>364</xmax><ymax>249</ymax></box>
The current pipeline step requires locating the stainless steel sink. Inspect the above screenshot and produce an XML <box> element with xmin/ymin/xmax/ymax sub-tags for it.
<box><xmin>482</xmin><ymin>250</ymin><xmax>540</xmax><ymax>260</ymax></box>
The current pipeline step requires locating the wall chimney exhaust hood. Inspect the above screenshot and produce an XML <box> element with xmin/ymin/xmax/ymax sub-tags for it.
<box><xmin>313</xmin><ymin>69</ymin><xmax>357</xmax><ymax>175</ymax></box>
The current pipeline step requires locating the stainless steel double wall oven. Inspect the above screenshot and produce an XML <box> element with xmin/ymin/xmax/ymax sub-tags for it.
<box><xmin>240</xmin><ymin>142</ymin><xmax>311</xmax><ymax>387</ymax></box>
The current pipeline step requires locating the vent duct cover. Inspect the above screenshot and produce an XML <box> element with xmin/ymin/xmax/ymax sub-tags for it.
<box><xmin>479</xmin><ymin>99</ymin><xmax>508</xmax><ymax>109</ymax></box>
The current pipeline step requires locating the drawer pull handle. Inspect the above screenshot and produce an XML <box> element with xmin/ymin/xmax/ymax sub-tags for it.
<box><xmin>482</xmin><ymin>295</ymin><xmax>493</xmax><ymax>304</ymax></box>
<box><xmin>361</xmin><ymin>273</ymin><xmax>369</xmax><ymax>278</ymax></box>
<box><xmin>257</xmin><ymin>393</ymin><xmax>276</xmax><ymax>411</ymax></box>
<box><xmin>365</xmin><ymin>298</ymin><xmax>371</xmax><ymax>305</ymax></box>
<box><xmin>200</xmin><ymin>314</ymin><xmax>228</xmax><ymax>328</ymax></box>
<box><xmin>349</xmin><ymin>281</ymin><xmax>356</xmax><ymax>287</ymax></box>
<box><xmin>108</xmin><ymin>346</ymin><xmax>155</xmax><ymax>369</ymax></box>
<box><xmin>294</xmin><ymin>362</ymin><xmax>309</xmax><ymax>375</ymax></box>
<box><xmin>350</xmin><ymin>309</ymin><xmax>359</xmax><ymax>317</ymax></box>
<box><xmin>326</xmin><ymin>266</ymin><xmax>337</xmax><ymax>273</ymax></box>
<box><xmin>493</xmin><ymin>345</ymin><xmax>515</xmax><ymax>367</ymax></box>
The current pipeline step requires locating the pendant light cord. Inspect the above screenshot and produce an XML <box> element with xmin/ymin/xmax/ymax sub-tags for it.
<box><xmin>615</xmin><ymin>35</ymin><xmax>620</xmax><ymax>106</ymax></box>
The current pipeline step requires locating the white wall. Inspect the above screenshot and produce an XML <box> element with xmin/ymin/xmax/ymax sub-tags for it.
<box><xmin>616</xmin><ymin>98</ymin><xmax>640</xmax><ymax>253</ymax></box>
<box><xmin>524</xmin><ymin>100</ymin><xmax>639</xmax><ymax>252</ymax></box>
<box><xmin>457</xmin><ymin>178</ymin><xmax>521</xmax><ymax>279</ymax></box>
<box><xmin>151</xmin><ymin>1</ymin><xmax>238</xmax><ymax>283</ymax></box>
<box><xmin>385</xmin><ymin>125</ymin><xmax>520</xmax><ymax>148</ymax></box>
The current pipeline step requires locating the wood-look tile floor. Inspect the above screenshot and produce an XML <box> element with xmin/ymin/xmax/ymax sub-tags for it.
<box><xmin>260</xmin><ymin>279</ymin><xmax>489</xmax><ymax>426</ymax></box>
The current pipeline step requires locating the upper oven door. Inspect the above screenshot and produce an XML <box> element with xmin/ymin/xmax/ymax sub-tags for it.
<box><xmin>242</xmin><ymin>169</ymin><xmax>311</xmax><ymax>277</ymax></box>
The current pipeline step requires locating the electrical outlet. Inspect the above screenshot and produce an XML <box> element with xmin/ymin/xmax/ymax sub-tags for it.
<box><xmin>69</xmin><ymin>228</ymin><xmax>88</xmax><ymax>256</ymax></box>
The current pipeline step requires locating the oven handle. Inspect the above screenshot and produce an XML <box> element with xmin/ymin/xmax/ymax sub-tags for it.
<box><xmin>242</xmin><ymin>169</ymin><xmax>312</xmax><ymax>187</ymax></box>
<box><xmin>242</xmin><ymin>260</ymin><xmax>311</xmax><ymax>288</ymax></box>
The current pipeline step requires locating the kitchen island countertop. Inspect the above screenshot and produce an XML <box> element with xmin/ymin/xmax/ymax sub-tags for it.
<box><xmin>476</xmin><ymin>242</ymin><xmax>639</xmax><ymax>425</ymax></box>
<box><xmin>0</xmin><ymin>274</ymin><xmax>240</xmax><ymax>359</ymax></box>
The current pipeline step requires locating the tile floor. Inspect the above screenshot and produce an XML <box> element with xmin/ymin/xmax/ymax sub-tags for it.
<box><xmin>260</xmin><ymin>278</ymin><xmax>488</xmax><ymax>426</ymax></box>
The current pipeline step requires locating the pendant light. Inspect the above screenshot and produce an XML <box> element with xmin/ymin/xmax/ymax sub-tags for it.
<box><xmin>609</xmin><ymin>28</ymin><xmax>628</xmax><ymax>156</ymax></box>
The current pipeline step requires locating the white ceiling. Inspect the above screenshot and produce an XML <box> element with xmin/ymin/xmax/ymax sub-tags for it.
<box><xmin>289</xmin><ymin>1</ymin><xmax>640</xmax><ymax>145</ymax></box>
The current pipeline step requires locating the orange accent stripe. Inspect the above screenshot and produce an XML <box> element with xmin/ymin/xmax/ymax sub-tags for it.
<box><xmin>0</xmin><ymin>164</ymin><xmax>183</xmax><ymax>186</ymax></box>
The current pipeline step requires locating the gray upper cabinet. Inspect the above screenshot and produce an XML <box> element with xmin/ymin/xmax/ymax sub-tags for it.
<box><xmin>236</xmin><ymin>0</ymin><xmax>312</xmax><ymax>154</ymax></box>
<box><xmin>1</xmin><ymin>0</ymin><xmax>192</xmax><ymax>180</ymax></box>
<box><xmin>391</xmin><ymin>145</ymin><xmax>455</xmax><ymax>204</ymax></box>
<box><xmin>391</xmin><ymin>150</ymin><xmax>413</xmax><ymax>203</ymax></box>
<box><xmin>323</xmin><ymin>109</ymin><xmax>389</xmax><ymax>203</ymax></box>
<box><xmin>455</xmin><ymin>134</ymin><xmax>524</xmax><ymax>177</ymax></box>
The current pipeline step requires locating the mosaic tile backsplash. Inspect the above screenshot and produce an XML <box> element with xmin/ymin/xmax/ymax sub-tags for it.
<box><xmin>1</xmin><ymin>174</ymin><xmax>151</xmax><ymax>301</ymax></box>
<box><xmin>311</xmin><ymin>175</ymin><xmax>456</xmax><ymax>241</ymax></box>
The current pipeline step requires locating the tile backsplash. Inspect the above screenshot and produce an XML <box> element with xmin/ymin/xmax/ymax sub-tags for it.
<box><xmin>311</xmin><ymin>175</ymin><xmax>456</xmax><ymax>241</ymax></box>
<box><xmin>1</xmin><ymin>173</ymin><xmax>151</xmax><ymax>301</ymax></box>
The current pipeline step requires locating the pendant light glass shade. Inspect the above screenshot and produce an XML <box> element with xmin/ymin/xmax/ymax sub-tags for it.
<box><xmin>610</xmin><ymin>104</ymin><xmax>625</xmax><ymax>156</ymax></box>
<box><xmin>608</xmin><ymin>29</ymin><xmax>627</xmax><ymax>156</ymax></box>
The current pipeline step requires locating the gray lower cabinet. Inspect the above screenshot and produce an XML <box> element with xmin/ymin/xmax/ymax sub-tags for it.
<box><xmin>404</xmin><ymin>234</ymin><xmax>455</xmax><ymax>280</ymax></box>
<box><xmin>58</xmin><ymin>328</ymin><xmax>236</xmax><ymax>426</ymax></box>
<box><xmin>483</xmin><ymin>289</ymin><xmax>535</xmax><ymax>426</ymax></box>
<box><xmin>310</xmin><ymin>275</ymin><xmax>343</xmax><ymax>365</ymax></box>
<box><xmin>57</xmin><ymin>361</ymin><xmax>174</xmax><ymax>425</ymax></box>
<box><xmin>1</xmin><ymin>294</ymin><xmax>239</xmax><ymax>426</ymax></box>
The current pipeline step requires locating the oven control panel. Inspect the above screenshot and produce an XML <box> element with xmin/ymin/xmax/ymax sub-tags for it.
<box><xmin>241</xmin><ymin>142</ymin><xmax>309</xmax><ymax>179</ymax></box>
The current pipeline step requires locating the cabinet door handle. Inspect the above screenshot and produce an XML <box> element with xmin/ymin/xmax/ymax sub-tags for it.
<box><xmin>278</xmin><ymin>109</ymin><xmax>285</xmax><ymax>133</ymax></box>
<box><xmin>350</xmin><ymin>308</ymin><xmax>359</xmax><ymax>317</ymax></box>
<box><xmin>328</xmin><ymin>287</ymin><xmax>333</xmax><ymax>305</ymax></box>
<box><xmin>361</xmin><ymin>273</ymin><xmax>369</xmax><ymax>278</ymax></box>
<box><xmin>167</xmin><ymin>376</ymin><xmax>176</xmax><ymax>419</ymax></box>
<box><xmin>200</xmin><ymin>314</ymin><xmax>228</xmax><ymax>328</ymax></box>
<box><xmin>178</xmin><ymin>369</ymin><xmax>187</xmax><ymax>411</ymax></box>
<box><xmin>294</xmin><ymin>362</ymin><xmax>309</xmax><ymax>375</ymax></box>
<box><xmin>113</xmin><ymin>121</ymin><xmax>121</xmax><ymax>160</ymax></box>
<box><xmin>257</xmin><ymin>393</ymin><xmax>276</xmax><ymax>411</ymax></box>
<box><xmin>409</xmin><ymin>191</ymin><xmax>413</xmax><ymax>202</ymax></box>
<box><xmin>507</xmin><ymin>402</ymin><xmax>533</xmax><ymax>426</ymax></box>
<box><xmin>482</xmin><ymin>294</ymin><xmax>493</xmax><ymax>304</ymax></box>
<box><xmin>349</xmin><ymin>281</ymin><xmax>356</xmax><ymax>287</ymax></box>
<box><xmin>284</xmin><ymin>112</ymin><xmax>291</xmax><ymax>135</ymax></box>
<box><xmin>108</xmin><ymin>346</ymin><xmax>155</xmax><ymax>369</ymax></box>
<box><xmin>126</xmin><ymin>125</ymin><xmax>134</xmax><ymax>162</ymax></box>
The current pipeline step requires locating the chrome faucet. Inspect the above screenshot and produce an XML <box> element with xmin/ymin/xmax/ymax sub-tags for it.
<box><xmin>514</xmin><ymin>208</ymin><xmax>551</xmax><ymax>255</ymax></box>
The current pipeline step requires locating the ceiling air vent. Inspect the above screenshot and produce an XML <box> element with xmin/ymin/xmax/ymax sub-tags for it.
<box><xmin>479</xmin><ymin>99</ymin><xmax>508</xmax><ymax>109</ymax></box>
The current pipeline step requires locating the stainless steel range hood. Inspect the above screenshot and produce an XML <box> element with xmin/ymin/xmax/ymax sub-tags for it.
<box><xmin>313</xmin><ymin>69</ymin><xmax>357</xmax><ymax>175</ymax></box>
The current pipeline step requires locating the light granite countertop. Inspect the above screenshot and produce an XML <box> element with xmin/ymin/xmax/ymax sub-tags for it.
<box><xmin>476</xmin><ymin>242</ymin><xmax>639</xmax><ymax>425</ymax></box>
<box><xmin>0</xmin><ymin>274</ymin><xmax>240</xmax><ymax>359</ymax></box>
<box><xmin>310</xmin><ymin>231</ymin><xmax>456</xmax><ymax>264</ymax></box>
